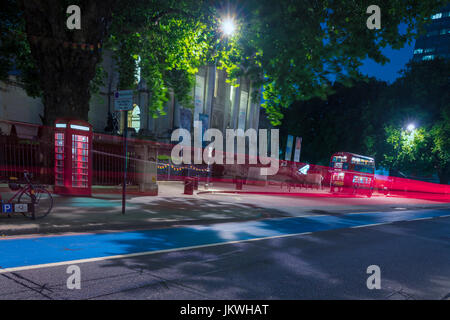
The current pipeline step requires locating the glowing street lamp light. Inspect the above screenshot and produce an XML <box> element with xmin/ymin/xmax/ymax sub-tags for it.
<box><xmin>221</xmin><ymin>17</ymin><xmax>236</xmax><ymax>37</ymax></box>
<box><xmin>406</xmin><ymin>123</ymin><xmax>415</xmax><ymax>132</ymax></box>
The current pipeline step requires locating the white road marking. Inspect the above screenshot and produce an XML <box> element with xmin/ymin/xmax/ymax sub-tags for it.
<box><xmin>0</xmin><ymin>231</ymin><xmax>312</xmax><ymax>274</ymax></box>
<box><xmin>351</xmin><ymin>222</ymin><xmax>388</xmax><ymax>229</ymax></box>
<box><xmin>1</xmin><ymin>212</ymin><xmax>448</xmax><ymax>274</ymax></box>
<box><xmin>409</xmin><ymin>217</ymin><xmax>432</xmax><ymax>221</ymax></box>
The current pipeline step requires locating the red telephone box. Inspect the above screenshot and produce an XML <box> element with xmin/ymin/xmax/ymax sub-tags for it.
<box><xmin>54</xmin><ymin>119</ymin><xmax>93</xmax><ymax>196</ymax></box>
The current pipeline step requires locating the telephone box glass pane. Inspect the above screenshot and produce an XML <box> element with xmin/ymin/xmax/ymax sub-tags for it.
<box><xmin>72</xmin><ymin>134</ymin><xmax>89</xmax><ymax>188</ymax></box>
<box><xmin>54</xmin><ymin>132</ymin><xmax>65</xmax><ymax>186</ymax></box>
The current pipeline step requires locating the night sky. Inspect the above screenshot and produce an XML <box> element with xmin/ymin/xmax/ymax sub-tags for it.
<box><xmin>359</xmin><ymin>42</ymin><xmax>415</xmax><ymax>83</ymax></box>
<box><xmin>359</xmin><ymin>24</ymin><xmax>415</xmax><ymax>83</ymax></box>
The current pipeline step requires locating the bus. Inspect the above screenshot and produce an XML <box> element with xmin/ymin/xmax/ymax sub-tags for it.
<box><xmin>329</xmin><ymin>152</ymin><xmax>375</xmax><ymax>197</ymax></box>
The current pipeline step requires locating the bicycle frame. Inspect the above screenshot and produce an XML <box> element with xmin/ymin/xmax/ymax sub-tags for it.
<box><xmin>1</xmin><ymin>173</ymin><xmax>37</xmax><ymax>219</ymax></box>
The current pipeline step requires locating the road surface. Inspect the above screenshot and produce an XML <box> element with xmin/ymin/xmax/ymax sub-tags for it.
<box><xmin>0</xmin><ymin>208</ymin><xmax>449</xmax><ymax>300</ymax></box>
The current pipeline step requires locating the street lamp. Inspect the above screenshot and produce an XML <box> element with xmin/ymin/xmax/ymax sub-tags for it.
<box><xmin>221</xmin><ymin>17</ymin><xmax>236</xmax><ymax>37</ymax></box>
<box><xmin>391</xmin><ymin>123</ymin><xmax>415</xmax><ymax>183</ymax></box>
<box><xmin>201</xmin><ymin>15</ymin><xmax>236</xmax><ymax>190</ymax></box>
<box><xmin>406</xmin><ymin>123</ymin><xmax>415</xmax><ymax>132</ymax></box>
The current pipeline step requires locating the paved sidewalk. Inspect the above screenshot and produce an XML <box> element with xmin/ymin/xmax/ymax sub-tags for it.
<box><xmin>199</xmin><ymin>180</ymin><xmax>328</xmax><ymax>195</ymax></box>
<box><xmin>0</xmin><ymin>182</ymin><xmax>287</xmax><ymax>237</ymax></box>
<box><xmin>199</xmin><ymin>179</ymin><xmax>450</xmax><ymax>201</ymax></box>
<box><xmin>1</xmin><ymin>180</ymin><xmax>449</xmax><ymax>237</ymax></box>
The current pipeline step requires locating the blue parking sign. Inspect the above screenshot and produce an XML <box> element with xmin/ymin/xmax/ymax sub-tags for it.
<box><xmin>2</xmin><ymin>204</ymin><xmax>12</xmax><ymax>213</ymax></box>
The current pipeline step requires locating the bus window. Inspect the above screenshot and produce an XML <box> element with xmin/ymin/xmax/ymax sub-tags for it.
<box><xmin>330</xmin><ymin>152</ymin><xmax>375</xmax><ymax>197</ymax></box>
<box><xmin>331</xmin><ymin>155</ymin><xmax>347</xmax><ymax>168</ymax></box>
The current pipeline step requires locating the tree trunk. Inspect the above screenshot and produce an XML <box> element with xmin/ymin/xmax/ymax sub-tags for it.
<box><xmin>437</xmin><ymin>164</ymin><xmax>450</xmax><ymax>185</ymax></box>
<box><xmin>19</xmin><ymin>0</ymin><xmax>115</xmax><ymax>126</ymax></box>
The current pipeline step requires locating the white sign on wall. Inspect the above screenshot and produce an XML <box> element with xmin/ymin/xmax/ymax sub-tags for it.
<box><xmin>114</xmin><ymin>90</ymin><xmax>134</xmax><ymax>111</ymax></box>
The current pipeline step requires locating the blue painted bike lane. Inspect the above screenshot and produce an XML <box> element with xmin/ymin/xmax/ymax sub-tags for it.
<box><xmin>0</xmin><ymin>209</ymin><xmax>449</xmax><ymax>271</ymax></box>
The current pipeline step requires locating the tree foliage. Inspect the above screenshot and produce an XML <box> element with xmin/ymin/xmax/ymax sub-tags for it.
<box><xmin>218</xmin><ymin>0</ymin><xmax>444</xmax><ymax>125</ymax></box>
<box><xmin>282</xmin><ymin>58</ymin><xmax>450</xmax><ymax>184</ymax></box>
<box><xmin>107</xmin><ymin>0</ymin><xmax>218</xmax><ymax>117</ymax></box>
<box><xmin>0</xmin><ymin>0</ymin><xmax>218</xmax><ymax>124</ymax></box>
<box><xmin>0</xmin><ymin>0</ymin><xmax>445</xmax><ymax>125</ymax></box>
<box><xmin>281</xmin><ymin>78</ymin><xmax>387</xmax><ymax>165</ymax></box>
<box><xmin>381</xmin><ymin>58</ymin><xmax>450</xmax><ymax>183</ymax></box>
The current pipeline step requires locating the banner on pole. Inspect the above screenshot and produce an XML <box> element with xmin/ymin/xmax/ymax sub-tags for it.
<box><xmin>285</xmin><ymin>135</ymin><xmax>294</xmax><ymax>161</ymax></box>
<box><xmin>180</xmin><ymin>108</ymin><xmax>192</xmax><ymax>132</ymax></box>
<box><xmin>293</xmin><ymin>137</ymin><xmax>302</xmax><ymax>162</ymax></box>
<box><xmin>194</xmin><ymin>75</ymin><xmax>205</xmax><ymax>121</ymax></box>
<box><xmin>199</xmin><ymin>113</ymin><xmax>209</xmax><ymax>148</ymax></box>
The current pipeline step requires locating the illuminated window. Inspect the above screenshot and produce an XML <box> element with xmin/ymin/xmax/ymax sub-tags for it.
<box><xmin>414</xmin><ymin>48</ymin><xmax>423</xmax><ymax>54</ymax></box>
<box><xmin>431</xmin><ymin>13</ymin><xmax>442</xmax><ymax>19</ymax></box>
<box><xmin>127</xmin><ymin>104</ymin><xmax>141</xmax><ymax>131</ymax></box>
<box><xmin>333</xmin><ymin>156</ymin><xmax>347</xmax><ymax>163</ymax></box>
<box><xmin>423</xmin><ymin>55</ymin><xmax>434</xmax><ymax>61</ymax></box>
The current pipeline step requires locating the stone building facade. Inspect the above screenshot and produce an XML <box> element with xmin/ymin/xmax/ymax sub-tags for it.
<box><xmin>87</xmin><ymin>51</ymin><xmax>263</xmax><ymax>143</ymax></box>
<box><xmin>0</xmin><ymin>50</ymin><xmax>264</xmax><ymax>143</ymax></box>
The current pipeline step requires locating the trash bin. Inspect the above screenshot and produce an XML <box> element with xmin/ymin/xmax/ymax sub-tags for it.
<box><xmin>236</xmin><ymin>176</ymin><xmax>243</xmax><ymax>190</ymax></box>
<box><xmin>193</xmin><ymin>175</ymin><xmax>199</xmax><ymax>190</ymax></box>
<box><xmin>184</xmin><ymin>178</ymin><xmax>194</xmax><ymax>195</ymax></box>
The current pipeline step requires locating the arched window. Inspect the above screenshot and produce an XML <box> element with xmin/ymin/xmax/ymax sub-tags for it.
<box><xmin>128</xmin><ymin>104</ymin><xmax>141</xmax><ymax>132</ymax></box>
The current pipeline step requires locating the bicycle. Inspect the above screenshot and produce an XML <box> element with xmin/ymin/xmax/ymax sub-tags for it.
<box><xmin>1</xmin><ymin>171</ymin><xmax>53</xmax><ymax>220</ymax></box>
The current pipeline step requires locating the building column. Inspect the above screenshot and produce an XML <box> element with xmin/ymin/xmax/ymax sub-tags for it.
<box><xmin>205</xmin><ymin>65</ymin><xmax>216</xmax><ymax>128</ymax></box>
<box><xmin>231</xmin><ymin>79</ymin><xmax>241</xmax><ymax>130</ymax></box>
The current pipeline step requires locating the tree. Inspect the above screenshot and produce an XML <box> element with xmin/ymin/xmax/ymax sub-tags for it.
<box><xmin>279</xmin><ymin>58</ymin><xmax>449</xmax><ymax>184</ymax></box>
<box><xmin>280</xmin><ymin>78</ymin><xmax>387</xmax><ymax>165</ymax></box>
<box><xmin>431</xmin><ymin>110</ymin><xmax>450</xmax><ymax>184</ymax></box>
<box><xmin>1</xmin><ymin>0</ymin><xmax>217</xmax><ymax>125</ymax></box>
<box><xmin>381</xmin><ymin>58</ymin><xmax>450</xmax><ymax>184</ymax></box>
<box><xmin>383</xmin><ymin>126</ymin><xmax>435</xmax><ymax>175</ymax></box>
<box><xmin>0</xmin><ymin>0</ymin><xmax>443</xmax><ymax>125</ymax></box>
<box><xmin>218</xmin><ymin>0</ymin><xmax>443</xmax><ymax>125</ymax></box>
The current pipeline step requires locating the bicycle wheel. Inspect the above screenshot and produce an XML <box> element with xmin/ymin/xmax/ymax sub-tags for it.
<box><xmin>18</xmin><ymin>188</ymin><xmax>53</xmax><ymax>219</ymax></box>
